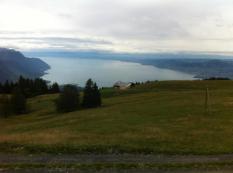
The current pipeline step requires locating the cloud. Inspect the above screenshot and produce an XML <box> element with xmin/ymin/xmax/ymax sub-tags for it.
<box><xmin>0</xmin><ymin>36</ymin><xmax>112</xmax><ymax>45</ymax></box>
<box><xmin>0</xmin><ymin>0</ymin><xmax>233</xmax><ymax>53</ymax></box>
<box><xmin>0</xmin><ymin>35</ymin><xmax>113</xmax><ymax>51</ymax></box>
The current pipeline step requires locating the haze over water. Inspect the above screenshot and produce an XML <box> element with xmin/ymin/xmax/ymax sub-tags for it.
<box><xmin>41</xmin><ymin>57</ymin><xmax>195</xmax><ymax>87</ymax></box>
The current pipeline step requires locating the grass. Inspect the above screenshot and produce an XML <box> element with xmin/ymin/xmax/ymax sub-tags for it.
<box><xmin>1</xmin><ymin>80</ymin><xmax>233</xmax><ymax>154</ymax></box>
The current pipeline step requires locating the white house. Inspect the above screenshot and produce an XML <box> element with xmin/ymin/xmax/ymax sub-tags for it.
<box><xmin>113</xmin><ymin>81</ymin><xmax>133</xmax><ymax>90</ymax></box>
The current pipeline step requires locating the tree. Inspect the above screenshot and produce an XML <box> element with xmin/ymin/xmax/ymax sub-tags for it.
<box><xmin>55</xmin><ymin>85</ymin><xmax>80</xmax><ymax>113</ymax></box>
<box><xmin>0</xmin><ymin>95</ymin><xmax>11</xmax><ymax>118</ymax></box>
<box><xmin>34</xmin><ymin>78</ymin><xmax>48</xmax><ymax>96</ymax></box>
<box><xmin>82</xmin><ymin>79</ymin><xmax>101</xmax><ymax>108</ymax></box>
<box><xmin>10</xmin><ymin>87</ymin><xmax>27</xmax><ymax>115</ymax></box>
<box><xmin>3</xmin><ymin>80</ymin><xmax>11</xmax><ymax>93</ymax></box>
<box><xmin>50</xmin><ymin>83</ymin><xmax>60</xmax><ymax>93</ymax></box>
<box><xmin>0</xmin><ymin>77</ymin><xmax>51</xmax><ymax>97</ymax></box>
<box><xmin>0</xmin><ymin>83</ymin><xmax>3</xmax><ymax>93</ymax></box>
<box><xmin>93</xmin><ymin>83</ymin><xmax>101</xmax><ymax>107</ymax></box>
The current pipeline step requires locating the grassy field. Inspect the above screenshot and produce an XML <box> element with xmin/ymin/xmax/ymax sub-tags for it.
<box><xmin>1</xmin><ymin>80</ymin><xmax>233</xmax><ymax>154</ymax></box>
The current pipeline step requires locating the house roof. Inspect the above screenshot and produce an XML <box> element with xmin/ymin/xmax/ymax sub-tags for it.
<box><xmin>114</xmin><ymin>81</ymin><xmax>131</xmax><ymax>87</ymax></box>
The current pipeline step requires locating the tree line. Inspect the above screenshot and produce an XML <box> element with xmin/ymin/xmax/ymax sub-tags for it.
<box><xmin>0</xmin><ymin>77</ymin><xmax>102</xmax><ymax>117</ymax></box>
<box><xmin>0</xmin><ymin>76</ymin><xmax>60</xmax><ymax>117</ymax></box>
<box><xmin>0</xmin><ymin>88</ymin><xmax>27</xmax><ymax>117</ymax></box>
<box><xmin>0</xmin><ymin>76</ymin><xmax>60</xmax><ymax>97</ymax></box>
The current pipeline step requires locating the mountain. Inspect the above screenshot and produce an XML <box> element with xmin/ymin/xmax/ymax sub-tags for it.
<box><xmin>0</xmin><ymin>48</ymin><xmax>50</xmax><ymax>83</ymax></box>
<box><xmin>135</xmin><ymin>58</ymin><xmax>233</xmax><ymax>79</ymax></box>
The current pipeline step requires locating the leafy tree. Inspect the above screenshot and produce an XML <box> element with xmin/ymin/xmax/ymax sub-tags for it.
<box><xmin>55</xmin><ymin>85</ymin><xmax>80</xmax><ymax>113</ymax></box>
<box><xmin>82</xmin><ymin>79</ymin><xmax>101</xmax><ymax>108</ymax></box>
<box><xmin>10</xmin><ymin>87</ymin><xmax>27</xmax><ymax>115</ymax></box>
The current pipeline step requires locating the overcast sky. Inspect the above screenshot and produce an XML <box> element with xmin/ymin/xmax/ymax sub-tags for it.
<box><xmin>0</xmin><ymin>0</ymin><xmax>233</xmax><ymax>53</ymax></box>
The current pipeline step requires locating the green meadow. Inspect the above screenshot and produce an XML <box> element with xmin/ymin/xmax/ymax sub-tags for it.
<box><xmin>1</xmin><ymin>80</ymin><xmax>233</xmax><ymax>154</ymax></box>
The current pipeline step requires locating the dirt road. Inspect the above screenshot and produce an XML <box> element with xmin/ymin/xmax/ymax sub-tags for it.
<box><xmin>0</xmin><ymin>154</ymin><xmax>233</xmax><ymax>173</ymax></box>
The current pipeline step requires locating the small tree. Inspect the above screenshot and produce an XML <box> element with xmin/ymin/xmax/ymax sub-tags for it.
<box><xmin>82</xmin><ymin>79</ymin><xmax>101</xmax><ymax>108</ymax></box>
<box><xmin>55</xmin><ymin>85</ymin><xmax>80</xmax><ymax>113</ymax></box>
<box><xmin>10</xmin><ymin>87</ymin><xmax>27</xmax><ymax>115</ymax></box>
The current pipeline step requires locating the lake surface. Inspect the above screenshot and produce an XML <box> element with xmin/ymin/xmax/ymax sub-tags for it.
<box><xmin>40</xmin><ymin>57</ymin><xmax>195</xmax><ymax>87</ymax></box>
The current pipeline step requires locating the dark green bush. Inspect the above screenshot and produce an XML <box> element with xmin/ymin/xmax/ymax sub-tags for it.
<box><xmin>55</xmin><ymin>85</ymin><xmax>80</xmax><ymax>113</ymax></box>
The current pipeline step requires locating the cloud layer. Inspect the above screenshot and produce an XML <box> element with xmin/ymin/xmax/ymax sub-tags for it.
<box><xmin>0</xmin><ymin>0</ymin><xmax>233</xmax><ymax>53</ymax></box>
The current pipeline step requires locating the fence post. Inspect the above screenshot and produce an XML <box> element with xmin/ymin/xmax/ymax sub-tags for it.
<box><xmin>205</xmin><ymin>87</ymin><xmax>210</xmax><ymax>113</ymax></box>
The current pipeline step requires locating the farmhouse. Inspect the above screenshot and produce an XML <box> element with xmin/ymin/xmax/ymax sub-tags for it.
<box><xmin>113</xmin><ymin>81</ymin><xmax>133</xmax><ymax>90</ymax></box>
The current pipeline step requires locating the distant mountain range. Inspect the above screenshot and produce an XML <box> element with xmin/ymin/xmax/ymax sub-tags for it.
<box><xmin>135</xmin><ymin>58</ymin><xmax>233</xmax><ymax>79</ymax></box>
<box><xmin>0</xmin><ymin>48</ymin><xmax>50</xmax><ymax>83</ymax></box>
<box><xmin>24</xmin><ymin>50</ymin><xmax>233</xmax><ymax>79</ymax></box>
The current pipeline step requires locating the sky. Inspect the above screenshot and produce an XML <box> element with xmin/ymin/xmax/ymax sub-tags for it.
<box><xmin>0</xmin><ymin>0</ymin><xmax>233</xmax><ymax>53</ymax></box>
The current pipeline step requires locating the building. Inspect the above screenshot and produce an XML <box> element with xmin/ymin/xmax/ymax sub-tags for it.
<box><xmin>113</xmin><ymin>81</ymin><xmax>133</xmax><ymax>90</ymax></box>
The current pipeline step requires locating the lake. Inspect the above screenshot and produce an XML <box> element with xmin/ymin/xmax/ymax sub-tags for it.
<box><xmin>40</xmin><ymin>57</ymin><xmax>195</xmax><ymax>87</ymax></box>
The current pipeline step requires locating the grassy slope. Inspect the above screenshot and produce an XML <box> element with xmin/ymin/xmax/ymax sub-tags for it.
<box><xmin>1</xmin><ymin>80</ymin><xmax>233</xmax><ymax>154</ymax></box>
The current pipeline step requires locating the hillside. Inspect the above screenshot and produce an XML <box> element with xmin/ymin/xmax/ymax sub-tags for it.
<box><xmin>0</xmin><ymin>48</ymin><xmax>50</xmax><ymax>83</ymax></box>
<box><xmin>1</xmin><ymin>80</ymin><xmax>233</xmax><ymax>154</ymax></box>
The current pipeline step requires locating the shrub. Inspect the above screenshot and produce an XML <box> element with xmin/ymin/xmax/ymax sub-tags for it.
<box><xmin>55</xmin><ymin>85</ymin><xmax>80</xmax><ymax>113</ymax></box>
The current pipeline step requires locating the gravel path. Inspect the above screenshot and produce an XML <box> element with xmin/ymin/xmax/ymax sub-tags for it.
<box><xmin>0</xmin><ymin>154</ymin><xmax>233</xmax><ymax>164</ymax></box>
<box><xmin>0</xmin><ymin>154</ymin><xmax>233</xmax><ymax>173</ymax></box>
<box><xmin>0</xmin><ymin>168</ymin><xmax>233</xmax><ymax>173</ymax></box>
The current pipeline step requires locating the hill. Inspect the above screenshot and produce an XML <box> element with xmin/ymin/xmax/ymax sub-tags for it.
<box><xmin>0</xmin><ymin>48</ymin><xmax>50</xmax><ymax>83</ymax></box>
<box><xmin>0</xmin><ymin>80</ymin><xmax>233</xmax><ymax>155</ymax></box>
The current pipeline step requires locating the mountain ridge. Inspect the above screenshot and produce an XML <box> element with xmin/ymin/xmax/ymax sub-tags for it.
<box><xmin>0</xmin><ymin>48</ymin><xmax>50</xmax><ymax>83</ymax></box>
